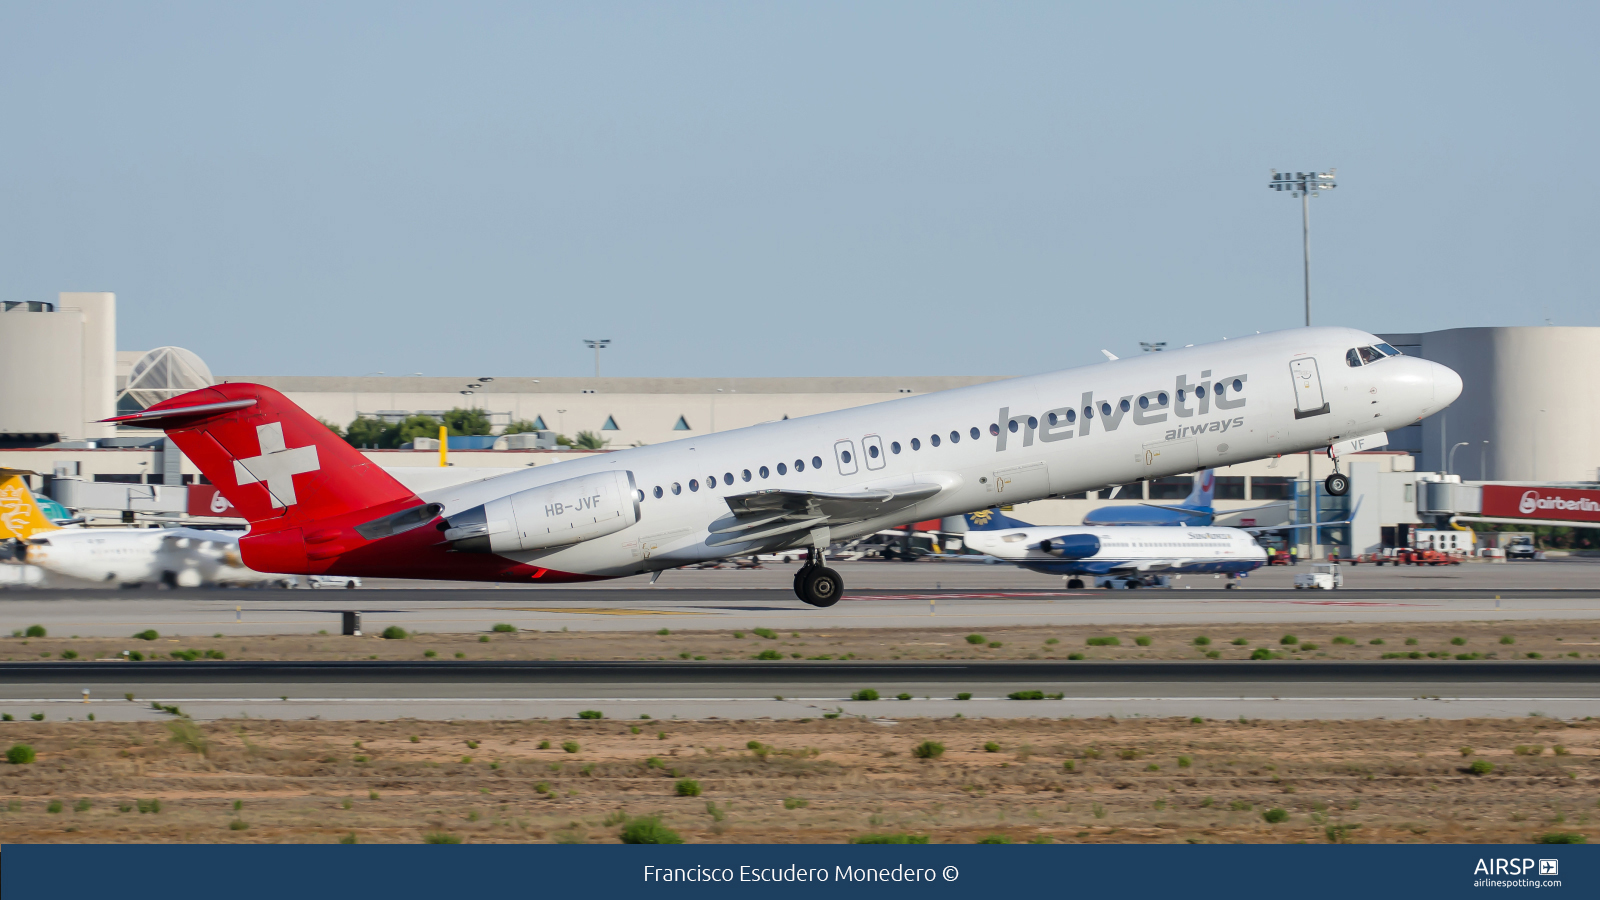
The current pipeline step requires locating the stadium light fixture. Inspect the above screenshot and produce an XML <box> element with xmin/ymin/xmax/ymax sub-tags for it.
<box><xmin>583</xmin><ymin>339</ymin><xmax>612</xmax><ymax>377</ymax></box>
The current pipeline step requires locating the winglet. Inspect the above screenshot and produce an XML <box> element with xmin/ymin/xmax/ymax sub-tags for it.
<box><xmin>1101</xmin><ymin>349</ymin><xmax>1119</xmax><ymax>361</ymax></box>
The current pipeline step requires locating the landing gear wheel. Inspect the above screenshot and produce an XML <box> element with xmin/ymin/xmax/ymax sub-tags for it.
<box><xmin>796</xmin><ymin>566</ymin><xmax>842</xmax><ymax>607</ymax></box>
<box><xmin>1325</xmin><ymin>472</ymin><xmax>1350</xmax><ymax>496</ymax></box>
<box><xmin>1066</xmin><ymin>578</ymin><xmax>1084</xmax><ymax>589</ymax></box>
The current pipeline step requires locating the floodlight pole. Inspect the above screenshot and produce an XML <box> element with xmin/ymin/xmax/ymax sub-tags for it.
<box><xmin>583</xmin><ymin>339</ymin><xmax>611</xmax><ymax>378</ymax></box>
<box><xmin>1270</xmin><ymin>169</ymin><xmax>1337</xmax><ymax>560</ymax></box>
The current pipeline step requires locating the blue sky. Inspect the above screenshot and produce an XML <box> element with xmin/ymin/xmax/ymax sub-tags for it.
<box><xmin>2</xmin><ymin>2</ymin><xmax>1595</xmax><ymax>377</ymax></box>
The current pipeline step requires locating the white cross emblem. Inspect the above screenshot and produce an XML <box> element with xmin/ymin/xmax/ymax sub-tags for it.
<box><xmin>232</xmin><ymin>422</ymin><xmax>320</xmax><ymax>508</ymax></box>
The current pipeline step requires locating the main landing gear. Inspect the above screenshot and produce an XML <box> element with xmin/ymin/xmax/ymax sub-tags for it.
<box><xmin>794</xmin><ymin>550</ymin><xmax>842</xmax><ymax>608</ymax></box>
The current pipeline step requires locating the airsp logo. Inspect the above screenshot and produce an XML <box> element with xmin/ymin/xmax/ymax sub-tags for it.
<box><xmin>1473</xmin><ymin>858</ymin><xmax>1554</xmax><ymax>876</ymax></box>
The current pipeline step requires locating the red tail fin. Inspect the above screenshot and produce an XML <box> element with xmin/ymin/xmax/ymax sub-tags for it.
<box><xmin>108</xmin><ymin>384</ymin><xmax>418</xmax><ymax>532</ymax></box>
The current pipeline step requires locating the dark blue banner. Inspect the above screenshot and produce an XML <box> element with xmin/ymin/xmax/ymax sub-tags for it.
<box><xmin>3</xmin><ymin>844</ymin><xmax>1595</xmax><ymax>898</ymax></box>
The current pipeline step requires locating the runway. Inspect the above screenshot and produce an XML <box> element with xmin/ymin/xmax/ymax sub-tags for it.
<box><xmin>4</xmin><ymin>660</ymin><xmax>1595</xmax><ymax>722</ymax></box>
<box><xmin>2</xmin><ymin>585</ymin><xmax>1597</xmax><ymax>638</ymax></box>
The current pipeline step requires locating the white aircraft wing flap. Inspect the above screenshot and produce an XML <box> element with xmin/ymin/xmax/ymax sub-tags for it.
<box><xmin>708</xmin><ymin>483</ymin><xmax>944</xmax><ymax>548</ymax></box>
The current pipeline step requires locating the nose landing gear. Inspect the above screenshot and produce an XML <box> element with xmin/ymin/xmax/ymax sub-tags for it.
<box><xmin>1325</xmin><ymin>472</ymin><xmax>1350</xmax><ymax>497</ymax></box>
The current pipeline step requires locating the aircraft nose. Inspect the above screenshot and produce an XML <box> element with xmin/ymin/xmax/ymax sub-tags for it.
<box><xmin>1431</xmin><ymin>361</ymin><xmax>1463</xmax><ymax>406</ymax></box>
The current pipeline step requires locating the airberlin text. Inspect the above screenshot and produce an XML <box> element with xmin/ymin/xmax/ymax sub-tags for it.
<box><xmin>642</xmin><ymin>864</ymin><xmax>941</xmax><ymax>883</ymax></box>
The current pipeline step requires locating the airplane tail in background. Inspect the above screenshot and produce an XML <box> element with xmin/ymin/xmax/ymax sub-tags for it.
<box><xmin>103</xmin><ymin>384</ymin><xmax>422</xmax><ymax>533</ymax></box>
<box><xmin>0</xmin><ymin>475</ymin><xmax>63</xmax><ymax>541</ymax></box>
<box><xmin>962</xmin><ymin>507</ymin><xmax>1034</xmax><ymax>531</ymax></box>
<box><xmin>1180</xmin><ymin>468</ymin><xmax>1216</xmax><ymax>510</ymax></box>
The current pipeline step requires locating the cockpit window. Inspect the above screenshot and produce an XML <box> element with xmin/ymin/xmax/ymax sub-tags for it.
<box><xmin>26</xmin><ymin>537</ymin><xmax>50</xmax><ymax>545</ymax></box>
<box><xmin>1374</xmin><ymin>342</ymin><xmax>1401</xmax><ymax>357</ymax></box>
<box><xmin>1347</xmin><ymin>346</ymin><xmax>1390</xmax><ymax>367</ymax></box>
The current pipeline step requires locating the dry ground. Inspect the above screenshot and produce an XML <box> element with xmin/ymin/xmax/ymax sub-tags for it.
<box><xmin>1</xmin><ymin>716</ymin><xmax>1597</xmax><ymax>844</ymax></box>
<box><xmin>6</xmin><ymin>620</ymin><xmax>1600</xmax><ymax>663</ymax></box>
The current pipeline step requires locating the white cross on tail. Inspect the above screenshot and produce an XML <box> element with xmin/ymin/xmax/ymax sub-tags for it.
<box><xmin>232</xmin><ymin>422</ymin><xmax>320</xmax><ymax>508</ymax></box>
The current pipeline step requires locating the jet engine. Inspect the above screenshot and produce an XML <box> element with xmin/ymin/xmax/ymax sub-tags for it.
<box><xmin>442</xmin><ymin>470</ymin><xmax>640</xmax><ymax>553</ymax></box>
<box><xmin>1038</xmin><ymin>534</ymin><xmax>1100</xmax><ymax>559</ymax></box>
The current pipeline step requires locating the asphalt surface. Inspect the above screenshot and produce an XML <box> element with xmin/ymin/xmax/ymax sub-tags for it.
<box><xmin>3</xmin><ymin>658</ymin><xmax>1597</xmax><ymax>683</ymax></box>
<box><xmin>3</xmin><ymin>660</ymin><xmax>1595</xmax><ymax>723</ymax></box>
<box><xmin>1</xmin><ymin>585</ymin><xmax>1596</xmax><ymax>636</ymax></box>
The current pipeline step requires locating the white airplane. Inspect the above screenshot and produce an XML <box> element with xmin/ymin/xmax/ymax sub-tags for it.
<box><xmin>958</xmin><ymin>508</ymin><xmax>1267</xmax><ymax>588</ymax></box>
<box><xmin>110</xmin><ymin>326</ymin><xmax>1460</xmax><ymax>607</ymax></box>
<box><xmin>1</xmin><ymin>475</ymin><xmax>286</xmax><ymax>588</ymax></box>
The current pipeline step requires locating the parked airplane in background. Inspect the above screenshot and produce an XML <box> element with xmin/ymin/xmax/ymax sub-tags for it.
<box><xmin>1082</xmin><ymin>468</ymin><xmax>1288</xmax><ymax>527</ymax></box>
<box><xmin>0</xmin><ymin>475</ymin><xmax>285</xmax><ymax>588</ymax></box>
<box><xmin>959</xmin><ymin>508</ymin><xmax>1267</xmax><ymax>588</ymax></box>
<box><xmin>113</xmin><ymin>326</ymin><xmax>1460</xmax><ymax>607</ymax></box>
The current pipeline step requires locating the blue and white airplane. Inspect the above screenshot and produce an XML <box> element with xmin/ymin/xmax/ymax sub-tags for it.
<box><xmin>1082</xmin><ymin>469</ymin><xmax>1286</xmax><ymax>527</ymax></box>
<box><xmin>958</xmin><ymin>507</ymin><xmax>1267</xmax><ymax>588</ymax></box>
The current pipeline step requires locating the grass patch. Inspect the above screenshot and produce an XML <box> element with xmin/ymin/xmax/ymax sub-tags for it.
<box><xmin>850</xmin><ymin>689</ymin><xmax>880</xmax><ymax>701</ymax></box>
<box><xmin>1262</xmin><ymin>808</ymin><xmax>1289</xmax><ymax>824</ymax></box>
<box><xmin>422</xmin><ymin>832</ymin><xmax>461</xmax><ymax>844</ymax></box>
<box><xmin>577</xmin><ymin>710</ymin><xmax>603</xmax><ymax>720</ymax></box>
<box><xmin>675</xmin><ymin>779</ymin><xmax>702</xmax><ymax>797</ymax></box>
<box><xmin>912</xmin><ymin>741</ymin><xmax>945</xmax><ymax>759</ymax></box>
<box><xmin>621</xmin><ymin>815</ymin><xmax>683</xmax><ymax>844</ymax></box>
<box><xmin>850</xmin><ymin>833</ymin><xmax>929</xmax><ymax>844</ymax></box>
<box><xmin>491</xmin><ymin>623</ymin><xmax>516</xmax><ymax>633</ymax></box>
<box><xmin>381</xmin><ymin>626</ymin><xmax>408</xmax><ymax>640</ymax></box>
<box><xmin>6</xmin><ymin>744</ymin><xmax>36</xmax><ymax>765</ymax></box>
<box><xmin>752</xmin><ymin>628</ymin><xmax>778</xmax><ymax>640</ymax></box>
<box><xmin>1086</xmin><ymin>636</ymin><xmax>1120</xmax><ymax>646</ymax></box>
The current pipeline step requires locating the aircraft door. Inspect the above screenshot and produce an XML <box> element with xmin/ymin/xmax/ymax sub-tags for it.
<box><xmin>833</xmin><ymin>440</ymin><xmax>859</xmax><ymax>475</ymax></box>
<box><xmin>861</xmin><ymin>435</ymin><xmax>886</xmax><ymax>470</ymax></box>
<box><xmin>1289</xmin><ymin>358</ymin><xmax>1329</xmax><ymax>418</ymax></box>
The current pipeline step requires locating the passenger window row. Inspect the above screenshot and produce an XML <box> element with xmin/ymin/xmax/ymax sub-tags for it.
<box><xmin>640</xmin><ymin>375</ymin><xmax>1257</xmax><ymax>502</ymax></box>
<box><xmin>646</xmin><ymin>455</ymin><xmax>826</xmax><ymax>500</ymax></box>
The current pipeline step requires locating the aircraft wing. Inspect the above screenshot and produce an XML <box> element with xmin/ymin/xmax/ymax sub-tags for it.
<box><xmin>708</xmin><ymin>484</ymin><xmax>943</xmax><ymax>547</ymax></box>
<box><xmin>1107</xmin><ymin>559</ymin><xmax>1189</xmax><ymax>572</ymax></box>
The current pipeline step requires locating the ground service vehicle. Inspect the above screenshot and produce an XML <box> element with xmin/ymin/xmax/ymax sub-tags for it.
<box><xmin>1293</xmin><ymin>562</ymin><xmax>1344</xmax><ymax>590</ymax></box>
